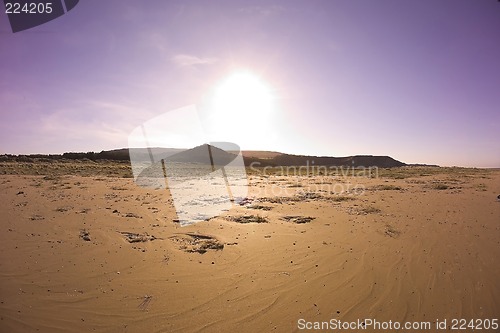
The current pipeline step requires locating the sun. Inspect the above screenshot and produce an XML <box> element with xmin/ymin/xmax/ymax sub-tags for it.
<box><xmin>212</xmin><ymin>71</ymin><xmax>274</xmax><ymax>120</ymax></box>
<box><xmin>203</xmin><ymin>70</ymin><xmax>277</xmax><ymax>145</ymax></box>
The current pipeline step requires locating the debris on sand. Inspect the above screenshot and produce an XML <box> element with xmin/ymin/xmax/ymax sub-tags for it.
<box><xmin>79</xmin><ymin>229</ymin><xmax>91</xmax><ymax>241</ymax></box>
<box><xmin>120</xmin><ymin>232</ymin><xmax>156</xmax><ymax>243</ymax></box>
<box><xmin>169</xmin><ymin>233</ymin><xmax>224</xmax><ymax>254</ymax></box>
<box><xmin>259</xmin><ymin>192</ymin><xmax>323</xmax><ymax>204</ymax></box>
<box><xmin>298</xmin><ymin>192</ymin><xmax>324</xmax><ymax>200</ymax></box>
<box><xmin>55</xmin><ymin>206</ymin><xmax>73</xmax><ymax>212</ymax></box>
<box><xmin>281</xmin><ymin>216</ymin><xmax>315</xmax><ymax>224</ymax></box>
<box><xmin>247</xmin><ymin>205</ymin><xmax>273</xmax><ymax>211</ymax></box>
<box><xmin>238</xmin><ymin>197</ymin><xmax>254</xmax><ymax>206</ymax></box>
<box><xmin>138</xmin><ymin>295</ymin><xmax>153</xmax><ymax>311</ymax></box>
<box><xmin>230</xmin><ymin>215</ymin><xmax>269</xmax><ymax>224</ymax></box>
<box><xmin>384</xmin><ymin>225</ymin><xmax>400</xmax><ymax>238</ymax></box>
<box><xmin>124</xmin><ymin>212</ymin><xmax>141</xmax><ymax>218</ymax></box>
<box><xmin>346</xmin><ymin>206</ymin><xmax>381</xmax><ymax>215</ymax></box>
<box><xmin>259</xmin><ymin>196</ymin><xmax>289</xmax><ymax>204</ymax></box>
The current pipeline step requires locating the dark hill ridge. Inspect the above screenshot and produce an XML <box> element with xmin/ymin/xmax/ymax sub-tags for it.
<box><xmin>165</xmin><ymin>144</ymin><xmax>239</xmax><ymax>166</ymax></box>
<box><xmin>129</xmin><ymin>145</ymin><xmax>406</xmax><ymax>168</ymax></box>
<box><xmin>259</xmin><ymin>153</ymin><xmax>405</xmax><ymax>168</ymax></box>
<box><xmin>1</xmin><ymin>146</ymin><xmax>408</xmax><ymax>168</ymax></box>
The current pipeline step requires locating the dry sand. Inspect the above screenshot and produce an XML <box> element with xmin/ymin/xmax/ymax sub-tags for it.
<box><xmin>0</xmin><ymin>162</ymin><xmax>499</xmax><ymax>332</ymax></box>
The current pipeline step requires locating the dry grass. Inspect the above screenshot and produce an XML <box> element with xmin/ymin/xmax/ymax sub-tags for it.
<box><xmin>432</xmin><ymin>184</ymin><xmax>449</xmax><ymax>190</ymax></box>
<box><xmin>231</xmin><ymin>215</ymin><xmax>269</xmax><ymax>224</ymax></box>
<box><xmin>360</xmin><ymin>206</ymin><xmax>381</xmax><ymax>214</ymax></box>
<box><xmin>373</xmin><ymin>184</ymin><xmax>403</xmax><ymax>191</ymax></box>
<box><xmin>0</xmin><ymin>160</ymin><xmax>133</xmax><ymax>178</ymax></box>
<box><xmin>330</xmin><ymin>195</ymin><xmax>355</xmax><ymax>202</ymax></box>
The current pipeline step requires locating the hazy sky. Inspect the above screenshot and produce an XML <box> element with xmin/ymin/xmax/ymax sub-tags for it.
<box><xmin>1</xmin><ymin>0</ymin><xmax>499</xmax><ymax>167</ymax></box>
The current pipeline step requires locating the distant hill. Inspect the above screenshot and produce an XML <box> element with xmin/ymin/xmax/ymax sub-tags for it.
<box><xmin>1</xmin><ymin>146</ymin><xmax>409</xmax><ymax>168</ymax></box>
<box><xmin>165</xmin><ymin>144</ymin><xmax>239</xmax><ymax>166</ymax></box>
<box><xmin>241</xmin><ymin>151</ymin><xmax>282</xmax><ymax>160</ymax></box>
<box><xmin>242</xmin><ymin>152</ymin><xmax>406</xmax><ymax>168</ymax></box>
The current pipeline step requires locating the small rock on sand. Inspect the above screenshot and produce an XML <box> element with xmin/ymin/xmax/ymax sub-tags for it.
<box><xmin>79</xmin><ymin>229</ymin><xmax>91</xmax><ymax>241</ymax></box>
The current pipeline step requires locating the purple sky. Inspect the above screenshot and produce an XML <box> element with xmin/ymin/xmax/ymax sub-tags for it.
<box><xmin>1</xmin><ymin>0</ymin><xmax>499</xmax><ymax>167</ymax></box>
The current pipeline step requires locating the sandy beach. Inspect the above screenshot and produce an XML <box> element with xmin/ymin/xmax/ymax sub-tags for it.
<box><xmin>2</xmin><ymin>0</ymin><xmax>500</xmax><ymax>331</ymax></box>
<box><xmin>0</xmin><ymin>161</ymin><xmax>499</xmax><ymax>332</ymax></box>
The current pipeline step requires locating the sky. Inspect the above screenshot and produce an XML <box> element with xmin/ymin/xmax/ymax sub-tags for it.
<box><xmin>0</xmin><ymin>0</ymin><xmax>499</xmax><ymax>167</ymax></box>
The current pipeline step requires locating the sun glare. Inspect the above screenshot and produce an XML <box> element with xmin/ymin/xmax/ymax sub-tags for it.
<box><xmin>213</xmin><ymin>71</ymin><xmax>274</xmax><ymax>119</ymax></box>
<box><xmin>204</xmin><ymin>70</ymin><xmax>277</xmax><ymax>145</ymax></box>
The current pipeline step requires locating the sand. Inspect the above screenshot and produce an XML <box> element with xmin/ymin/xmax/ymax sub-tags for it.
<box><xmin>0</xmin><ymin>162</ymin><xmax>499</xmax><ymax>332</ymax></box>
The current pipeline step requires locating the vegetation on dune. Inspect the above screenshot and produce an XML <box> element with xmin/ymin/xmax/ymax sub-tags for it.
<box><xmin>372</xmin><ymin>184</ymin><xmax>403</xmax><ymax>191</ymax></box>
<box><xmin>0</xmin><ymin>150</ymin><xmax>496</xmax><ymax>180</ymax></box>
<box><xmin>329</xmin><ymin>195</ymin><xmax>355</xmax><ymax>202</ymax></box>
<box><xmin>359</xmin><ymin>206</ymin><xmax>381</xmax><ymax>214</ymax></box>
<box><xmin>377</xmin><ymin>166</ymin><xmax>494</xmax><ymax>179</ymax></box>
<box><xmin>231</xmin><ymin>215</ymin><xmax>269</xmax><ymax>224</ymax></box>
<box><xmin>432</xmin><ymin>184</ymin><xmax>449</xmax><ymax>190</ymax></box>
